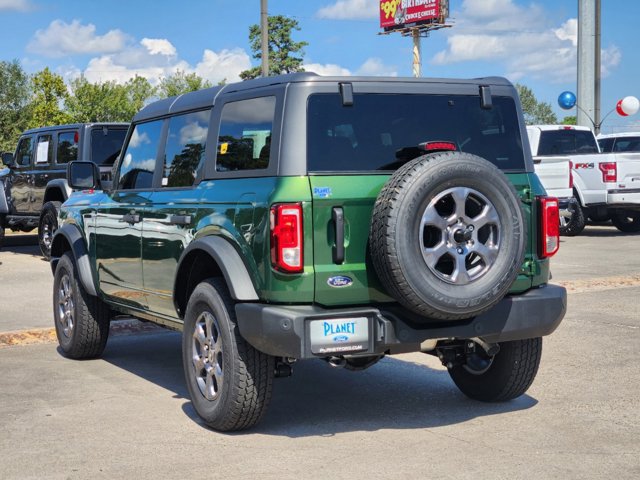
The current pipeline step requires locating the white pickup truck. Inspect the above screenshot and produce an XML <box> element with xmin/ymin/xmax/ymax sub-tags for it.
<box><xmin>527</xmin><ymin>125</ymin><xmax>640</xmax><ymax>234</ymax></box>
<box><xmin>531</xmin><ymin>153</ymin><xmax>576</xmax><ymax>235</ymax></box>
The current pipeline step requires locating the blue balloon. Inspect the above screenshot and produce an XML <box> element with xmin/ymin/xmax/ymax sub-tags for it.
<box><xmin>558</xmin><ymin>91</ymin><xmax>577</xmax><ymax>110</ymax></box>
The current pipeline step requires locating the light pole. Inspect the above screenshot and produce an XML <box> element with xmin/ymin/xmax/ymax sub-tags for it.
<box><xmin>261</xmin><ymin>0</ymin><xmax>269</xmax><ymax>77</ymax></box>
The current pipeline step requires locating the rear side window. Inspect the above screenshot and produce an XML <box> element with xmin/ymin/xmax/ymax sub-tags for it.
<box><xmin>15</xmin><ymin>137</ymin><xmax>33</xmax><ymax>167</ymax></box>
<box><xmin>117</xmin><ymin>121</ymin><xmax>163</xmax><ymax>190</ymax></box>
<box><xmin>613</xmin><ymin>136</ymin><xmax>640</xmax><ymax>152</ymax></box>
<box><xmin>91</xmin><ymin>127</ymin><xmax>127</xmax><ymax>165</ymax></box>
<box><xmin>538</xmin><ymin>129</ymin><xmax>599</xmax><ymax>155</ymax></box>
<box><xmin>216</xmin><ymin>96</ymin><xmax>275</xmax><ymax>172</ymax></box>
<box><xmin>162</xmin><ymin>110</ymin><xmax>210</xmax><ymax>187</ymax></box>
<box><xmin>35</xmin><ymin>134</ymin><xmax>53</xmax><ymax>164</ymax></box>
<box><xmin>307</xmin><ymin>94</ymin><xmax>525</xmax><ymax>172</ymax></box>
<box><xmin>57</xmin><ymin>131</ymin><xmax>78</xmax><ymax>164</ymax></box>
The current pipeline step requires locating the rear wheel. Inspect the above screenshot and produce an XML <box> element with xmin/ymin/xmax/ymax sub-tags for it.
<box><xmin>559</xmin><ymin>199</ymin><xmax>585</xmax><ymax>236</ymax></box>
<box><xmin>39</xmin><ymin>201</ymin><xmax>62</xmax><ymax>259</ymax></box>
<box><xmin>53</xmin><ymin>252</ymin><xmax>111</xmax><ymax>359</ymax></box>
<box><xmin>611</xmin><ymin>210</ymin><xmax>640</xmax><ymax>233</ymax></box>
<box><xmin>448</xmin><ymin>338</ymin><xmax>542</xmax><ymax>402</ymax></box>
<box><xmin>182</xmin><ymin>278</ymin><xmax>274</xmax><ymax>431</ymax></box>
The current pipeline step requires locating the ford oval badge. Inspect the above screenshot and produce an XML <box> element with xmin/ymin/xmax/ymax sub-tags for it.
<box><xmin>327</xmin><ymin>276</ymin><xmax>353</xmax><ymax>288</ymax></box>
<box><xmin>333</xmin><ymin>335</ymin><xmax>350</xmax><ymax>342</ymax></box>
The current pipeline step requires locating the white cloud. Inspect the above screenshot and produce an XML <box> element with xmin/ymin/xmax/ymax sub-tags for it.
<box><xmin>317</xmin><ymin>0</ymin><xmax>378</xmax><ymax>20</ymax></box>
<box><xmin>431</xmin><ymin>0</ymin><xmax>620</xmax><ymax>83</ymax></box>
<box><xmin>141</xmin><ymin>38</ymin><xmax>177</xmax><ymax>56</ymax></box>
<box><xmin>194</xmin><ymin>49</ymin><xmax>252</xmax><ymax>84</ymax></box>
<box><xmin>304</xmin><ymin>57</ymin><xmax>397</xmax><ymax>77</ymax></box>
<box><xmin>0</xmin><ymin>0</ymin><xmax>32</xmax><ymax>11</ymax></box>
<box><xmin>27</xmin><ymin>20</ymin><xmax>129</xmax><ymax>58</ymax></box>
<box><xmin>80</xmin><ymin>38</ymin><xmax>249</xmax><ymax>86</ymax></box>
<box><xmin>303</xmin><ymin>62</ymin><xmax>352</xmax><ymax>76</ymax></box>
<box><xmin>179</xmin><ymin>121</ymin><xmax>208</xmax><ymax>145</ymax></box>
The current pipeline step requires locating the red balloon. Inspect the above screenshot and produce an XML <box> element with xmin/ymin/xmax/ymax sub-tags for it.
<box><xmin>617</xmin><ymin>100</ymin><xmax>628</xmax><ymax>116</ymax></box>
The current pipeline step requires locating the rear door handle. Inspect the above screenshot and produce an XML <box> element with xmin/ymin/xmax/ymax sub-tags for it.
<box><xmin>332</xmin><ymin>207</ymin><xmax>345</xmax><ymax>264</ymax></box>
<box><xmin>168</xmin><ymin>214</ymin><xmax>192</xmax><ymax>226</ymax></box>
<box><xmin>121</xmin><ymin>213</ymin><xmax>141</xmax><ymax>224</ymax></box>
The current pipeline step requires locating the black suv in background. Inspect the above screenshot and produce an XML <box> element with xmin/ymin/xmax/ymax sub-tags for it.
<box><xmin>0</xmin><ymin>123</ymin><xmax>128</xmax><ymax>257</ymax></box>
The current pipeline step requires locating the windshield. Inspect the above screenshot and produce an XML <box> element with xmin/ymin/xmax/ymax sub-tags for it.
<box><xmin>307</xmin><ymin>93</ymin><xmax>525</xmax><ymax>172</ymax></box>
<box><xmin>90</xmin><ymin>127</ymin><xmax>127</xmax><ymax>165</ymax></box>
<box><xmin>538</xmin><ymin>129</ymin><xmax>599</xmax><ymax>155</ymax></box>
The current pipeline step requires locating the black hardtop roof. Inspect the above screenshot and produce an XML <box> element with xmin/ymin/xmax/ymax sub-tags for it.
<box><xmin>133</xmin><ymin>73</ymin><xmax>514</xmax><ymax>123</ymax></box>
<box><xmin>22</xmin><ymin>122</ymin><xmax>129</xmax><ymax>136</ymax></box>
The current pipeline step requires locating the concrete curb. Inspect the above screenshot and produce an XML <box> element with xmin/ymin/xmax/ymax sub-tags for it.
<box><xmin>0</xmin><ymin>319</ymin><xmax>167</xmax><ymax>348</ymax></box>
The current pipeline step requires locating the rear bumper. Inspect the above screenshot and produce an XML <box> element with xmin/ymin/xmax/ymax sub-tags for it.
<box><xmin>607</xmin><ymin>189</ymin><xmax>640</xmax><ymax>206</ymax></box>
<box><xmin>235</xmin><ymin>284</ymin><xmax>567</xmax><ymax>359</ymax></box>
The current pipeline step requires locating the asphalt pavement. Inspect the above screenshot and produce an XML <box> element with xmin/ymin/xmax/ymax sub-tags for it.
<box><xmin>0</xmin><ymin>225</ymin><xmax>639</xmax><ymax>479</ymax></box>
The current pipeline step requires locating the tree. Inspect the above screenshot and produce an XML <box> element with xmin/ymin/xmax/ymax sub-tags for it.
<box><xmin>28</xmin><ymin>67</ymin><xmax>71</xmax><ymax>129</ymax></box>
<box><xmin>158</xmin><ymin>70</ymin><xmax>212</xmax><ymax>98</ymax></box>
<box><xmin>515</xmin><ymin>84</ymin><xmax>558</xmax><ymax>125</ymax></box>
<box><xmin>125</xmin><ymin>75</ymin><xmax>156</xmax><ymax>113</ymax></box>
<box><xmin>240</xmin><ymin>15</ymin><xmax>308</xmax><ymax>80</ymax></box>
<box><xmin>0</xmin><ymin>60</ymin><xmax>32</xmax><ymax>152</ymax></box>
<box><xmin>562</xmin><ymin>115</ymin><xmax>577</xmax><ymax>125</ymax></box>
<box><xmin>66</xmin><ymin>76</ymin><xmax>136</xmax><ymax>123</ymax></box>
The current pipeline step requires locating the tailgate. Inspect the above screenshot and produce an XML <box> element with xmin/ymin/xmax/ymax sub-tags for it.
<box><xmin>613</xmin><ymin>153</ymin><xmax>640</xmax><ymax>192</ymax></box>
<box><xmin>533</xmin><ymin>155</ymin><xmax>571</xmax><ymax>197</ymax></box>
<box><xmin>309</xmin><ymin>175</ymin><xmax>392</xmax><ymax>306</ymax></box>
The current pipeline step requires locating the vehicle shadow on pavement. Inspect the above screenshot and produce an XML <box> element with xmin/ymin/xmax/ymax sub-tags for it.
<box><xmin>0</xmin><ymin>234</ymin><xmax>41</xmax><ymax>258</ymax></box>
<box><xmin>97</xmin><ymin>332</ymin><xmax>537</xmax><ymax>435</ymax></box>
<box><xmin>580</xmin><ymin>226</ymin><xmax>638</xmax><ymax>237</ymax></box>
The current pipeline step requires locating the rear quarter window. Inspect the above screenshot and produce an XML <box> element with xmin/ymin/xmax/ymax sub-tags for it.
<box><xmin>307</xmin><ymin>93</ymin><xmax>525</xmax><ymax>172</ymax></box>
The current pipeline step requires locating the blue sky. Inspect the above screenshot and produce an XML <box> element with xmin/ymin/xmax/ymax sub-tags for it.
<box><xmin>1</xmin><ymin>0</ymin><xmax>638</xmax><ymax>132</ymax></box>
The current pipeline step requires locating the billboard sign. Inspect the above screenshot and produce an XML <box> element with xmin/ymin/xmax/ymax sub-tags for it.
<box><xmin>380</xmin><ymin>0</ymin><xmax>443</xmax><ymax>31</ymax></box>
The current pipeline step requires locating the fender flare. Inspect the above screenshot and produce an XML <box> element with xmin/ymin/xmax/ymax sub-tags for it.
<box><xmin>0</xmin><ymin>176</ymin><xmax>9</xmax><ymax>215</ymax></box>
<box><xmin>50</xmin><ymin>224</ymin><xmax>98</xmax><ymax>297</ymax></box>
<box><xmin>43</xmin><ymin>179</ymin><xmax>71</xmax><ymax>203</ymax></box>
<box><xmin>174</xmin><ymin>236</ymin><xmax>259</xmax><ymax>305</ymax></box>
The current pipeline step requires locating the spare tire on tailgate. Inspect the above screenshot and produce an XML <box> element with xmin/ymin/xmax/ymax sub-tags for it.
<box><xmin>370</xmin><ymin>151</ymin><xmax>526</xmax><ymax>321</ymax></box>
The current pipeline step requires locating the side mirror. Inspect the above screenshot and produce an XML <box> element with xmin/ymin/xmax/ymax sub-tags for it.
<box><xmin>67</xmin><ymin>161</ymin><xmax>100</xmax><ymax>190</ymax></box>
<box><xmin>1</xmin><ymin>152</ymin><xmax>14</xmax><ymax>167</ymax></box>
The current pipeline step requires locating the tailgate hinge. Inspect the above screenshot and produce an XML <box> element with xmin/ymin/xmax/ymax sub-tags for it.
<box><xmin>519</xmin><ymin>187</ymin><xmax>533</xmax><ymax>204</ymax></box>
<box><xmin>520</xmin><ymin>260</ymin><xmax>536</xmax><ymax>277</ymax></box>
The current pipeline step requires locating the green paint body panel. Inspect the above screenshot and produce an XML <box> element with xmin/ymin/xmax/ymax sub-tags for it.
<box><xmin>58</xmin><ymin>169</ymin><xmax>550</xmax><ymax>319</ymax></box>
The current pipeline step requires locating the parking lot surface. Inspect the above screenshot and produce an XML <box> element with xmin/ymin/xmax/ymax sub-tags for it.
<box><xmin>0</xmin><ymin>226</ymin><xmax>639</xmax><ymax>479</ymax></box>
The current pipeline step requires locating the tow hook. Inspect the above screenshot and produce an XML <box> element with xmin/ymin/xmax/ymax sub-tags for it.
<box><xmin>274</xmin><ymin>357</ymin><xmax>296</xmax><ymax>378</ymax></box>
<box><xmin>326</xmin><ymin>356</ymin><xmax>346</xmax><ymax>368</ymax></box>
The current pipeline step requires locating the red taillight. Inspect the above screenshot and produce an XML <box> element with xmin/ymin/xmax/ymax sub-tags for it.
<box><xmin>420</xmin><ymin>141</ymin><xmax>457</xmax><ymax>152</ymax></box>
<box><xmin>270</xmin><ymin>203</ymin><xmax>303</xmax><ymax>273</ymax></box>
<box><xmin>538</xmin><ymin>196</ymin><xmax>560</xmax><ymax>258</ymax></box>
<box><xmin>568</xmin><ymin>160</ymin><xmax>574</xmax><ymax>189</ymax></box>
<box><xmin>599</xmin><ymin>162</ymin><xmax>617</xmax><ymax>182</ymax></box>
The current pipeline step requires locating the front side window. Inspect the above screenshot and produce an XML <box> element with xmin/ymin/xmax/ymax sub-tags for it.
<box><xmin>91</xmin><ymin>127</ymin><xmax>127</xmax><ymax>165</ymax></box>
<box><xmin>57</xmin><ymin>131</ymin><xmax>78</xmax><ymax>164</ymax></box>
<box><xmin>307</xmin><ymin>93</ymin><xmax>525</xmax><ymax>172</ymax></box>
<box><xmin>162</xmin><ymin>110</ymin><xmax>210</xmax><ymax>187</ymax></box>
<box><xmin>117</xmin><ymin>121</ymin><xmax>163</xmax><ymax>190</ymax></box>
<box><xmin>216</xmin><ymin>96</ymin><xmax>275</xmax><ymax>172</ymax></box>
<box><xmin>15</xmin><ymin>137</ymin><xmax>33</xmax><ymax>167</ymax></box>
<box><xmin>35</xmin><ymin>135</ymin><xmax>53</xmax><ymax>164</ymax></box>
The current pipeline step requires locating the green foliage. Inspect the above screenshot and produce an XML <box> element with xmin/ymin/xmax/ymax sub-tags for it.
<box><xmin>28</xmin><ymin>67</ymin><xmax>71</xmax><ymax>129</ymax></box>
<box><xmin>158</xmin><ymin>70</ymin><xmax>212</xmax><ymax>98</ymax></box>
<box><xmin>562</xmin><ymin>115</ymin><xmax>577</xmax><ymax>125</ymax></box>
<box><xmin>0</xmin><ymin>60</ymin><xmax>32</xmax><ymax>152</ymax></box>
<box><xmin>66</xmin><ymin>76</ymin><xmax>155</xmax><ymax>123</ymax></box>
<box><xmin>515</xmin><ymin>84</ymin><xmax>558</xmax><ymax>125</ymax></box>
<box><xmin>240</xmin><ymin>15</ymin><xmax>308</xmax><ymax>80</ymax></box>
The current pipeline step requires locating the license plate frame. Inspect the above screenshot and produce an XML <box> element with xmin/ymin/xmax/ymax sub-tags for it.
<box><xmin>309</xmin><ymin>317</ymin><xmax>369</xmax><ymax>355</ymax></box>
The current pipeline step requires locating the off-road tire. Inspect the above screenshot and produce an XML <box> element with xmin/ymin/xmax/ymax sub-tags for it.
<box><xmin>611</xmin><ymin>210</ymin><xmax>640</xmax><ymax>233</ymax></box>
<box><xmin>448</xmin><ymin>338</ymin><xmax>542</xmax><ymax>402</ymax></box>
<box><xmin>182</xmin><ymin>278</ymin><xmax>274</xmax><ymax>432</ymax></box>
<box><xmin>39</xmin><ymin>201</ymin><xmax>62</xmax><ymax>259</ymax></box>
<box><xmin>559</xmin><ymin>198</ymin><xmax>585</xmax><ymax>236</ymax></box>
<box><xmin>370</xmin><ymin>151</ymin><xmax>526</xmax><ymax>321</ymax></box>
<box><xmin>53</xmin><ymin>252</ymin><xmax>110</xmax><ymax>359</ymax></box>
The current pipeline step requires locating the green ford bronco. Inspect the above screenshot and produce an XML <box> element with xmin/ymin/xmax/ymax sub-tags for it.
<box><xmin>51</xmin><ymin>73</ymin><xmax>566</xmax><ymax>431</ymax></box>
